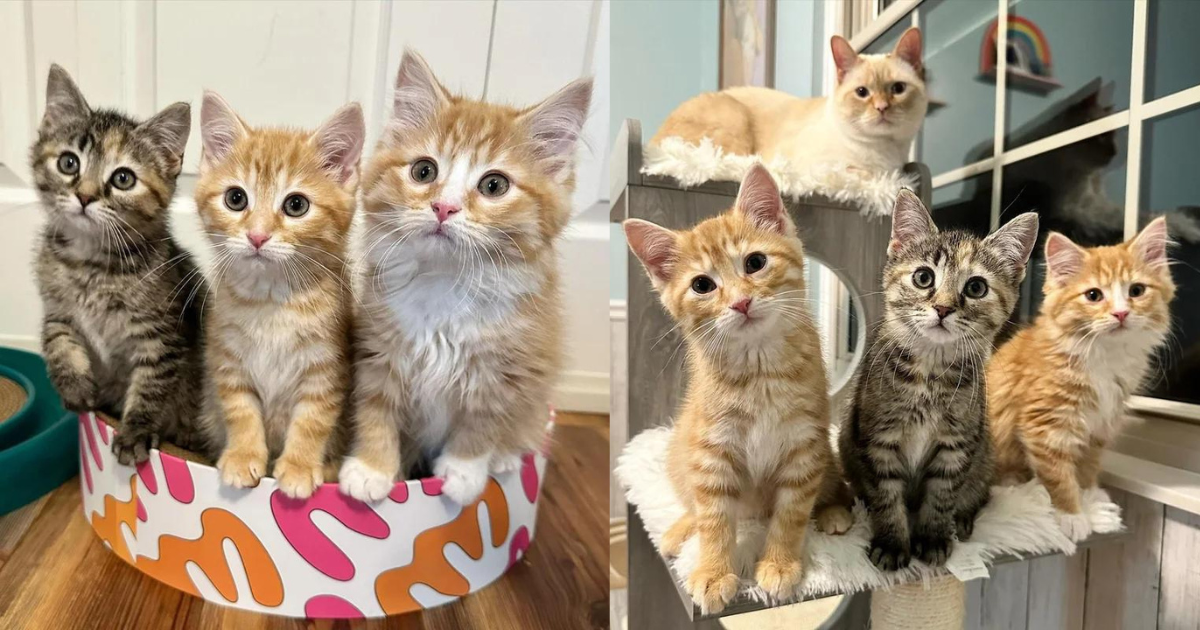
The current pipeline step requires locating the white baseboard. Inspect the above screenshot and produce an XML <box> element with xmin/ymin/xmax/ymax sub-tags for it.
<box><xmin>554</xmin><ymin>369</ymin><xmax>610</xmax><ymax>415</ymax></box>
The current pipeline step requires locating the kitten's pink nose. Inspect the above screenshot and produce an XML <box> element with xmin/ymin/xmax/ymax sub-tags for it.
<box><xmin>247</xmin><ymin>232</ymin><xmax>272</xmax><ymax>250</ymax></box>
<box><xmin>874</xmin><ymin>101</ymin><xmax>890</xmax><ymax>113</ymax></box>
<box><xmin>1112</xmin><ymin>310</ymin><xmax>1130</xmax><ymax>324</ymax></box>
<box><xmin>76</xmin><ymin>194</ymin><xmax>94</xmax><ymax>208</ymax></box>
<box><xmin>731</xmin><ymin>297</ymin><xmax>752</xmax><ymax>315</ymax></box>
<box><xmin>934</xmin><ymin>305</ymin><xmax>955</xmax><ymax>320</ymax></box>
<box><xmin>432</xmin><ymin>201</ymin><xmax>461</xmax><ymax>224</ymax></box>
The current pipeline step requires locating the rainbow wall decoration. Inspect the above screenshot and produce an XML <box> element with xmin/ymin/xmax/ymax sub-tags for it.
<box><xmin>980</xmin><ymin>15</ymin><xmax>1061</xmax><ymax>93</ymax></box>
<box><xmin>78</xmin><ymin>411</ymin><xmax>550</xmax><ymax>618</ymax></box>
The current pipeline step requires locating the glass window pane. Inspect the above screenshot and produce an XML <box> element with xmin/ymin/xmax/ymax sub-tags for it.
<box><xmin>1147</xmin><ymin>0</ymin><xmax>1200</xmax><ymax>101</ymax></box>
<box><xmin>932</xmin><ymin>173</ymin><xmax>993</xmax><ymax>236</ymax></box>
<box><xmin>1140</xmin><ymin>104</ymin><xmax>1200</xmax><ymax>405</ymax></box>
<box><xmin>1003</xmin><ymin>129</ymin><xmax>1129</xmax><ymax>322</ymax></box>
<box><xmin>863</xmin><ymin>12</ymin><xmax>911</xmax><ymax>55</ymax></box>
<box><xmin>1004</xmin><ymin>0</ymin><xmax>1133</xmax><ymax>149</ymax></box>
<box><xmin>917</xmin><ymin>0</ymin><xmax>999</xmax><ymax>176</ymax></box>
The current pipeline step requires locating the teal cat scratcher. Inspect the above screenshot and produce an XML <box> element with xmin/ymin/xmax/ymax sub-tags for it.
<box><xmin>0</xmin><ymin>346</ymin><xmax>77</xmax><ymax>515</ymax></box>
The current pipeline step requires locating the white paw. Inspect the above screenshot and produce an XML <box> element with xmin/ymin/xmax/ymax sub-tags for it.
<box><xmin>435</xmin><ymin>453</ymin><xmax>491</xmax><ymax>505</ymax></box>
<box><xmin>491</xmin><ymin>452</ymin><xmax>524</xmax><ymax>474</ymax></box>
<box><xmin>338</xmin><ymin>457</ymin><xmax>395</xmax><ymax>502</ymax></box>
<box><xmin>1058</xmin><ymin>511</ymin><xmax>1092</xmax><ymax>542</ymax></box>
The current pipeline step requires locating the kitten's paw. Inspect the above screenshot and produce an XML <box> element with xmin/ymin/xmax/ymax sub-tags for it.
<box><xmin>755</xmin><ymin>558</ymin><xmax>803</xmax><ymax>600</ymax></box>
<box><xmin>661</xmin><ymin>516</ymin><xmax>696</xmax><ymax>557</ymax></box>
<box><xmin>217</xmin><ymin>448</ymin><xmax>268</xmax><ymax>489</ymax></box>
<box><xmin>338</xmin><ymin>457</ymin><xmax>396</xmax><ymax>502</ymax></box>
<box><xmin>815</xmin><ymin>505</ymin><xmax>854</xmax><ymax>535</ymax></box>
<box><xmin>912</xmin><ymin>532</ymin><xmax>953</xmax><ymax>567</ymax></box>
<box><xmin>111</xmin><ymin>423</ymin><xmax>158</xmax><ymax>466</ymax></box>
<box><xmin>491</xmin><ymin>452</ymin><xmax>525</xmax><ymax>474</ymax></box>
<box><xmin>686</xmin><ymin>566</ymin><xmax>739</xmax><ymax>615</ymax></box>
<box><xmin>273</xmin><ymin>456</ymin><xmax>324</xmax><ymax>500</ymax></box>
<box><xmin>435</xmin><ymin>453</ymin><xmax>491</xmax><ymax>505</ymax></box>
<box><xmin>55</xmin><ymin>376</ymin><xmax>96</xmax><ymax>413</ymax></box>
<box><xmin>1057</xmin><ymin>511</ymin><xmax>1092</xmax><ymax>542</ymax></box>
<box><xmin>868</xmin><ymin>536</ymin><xmax>911</xmax><ymax>571</ymax></box>
<box><xmin>955</xmin><ymin>514</ymin><xmax>977</xmax><ymax>541</ymax></box>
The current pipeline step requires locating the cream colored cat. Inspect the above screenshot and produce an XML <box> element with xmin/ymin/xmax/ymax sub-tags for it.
<box><xmin>653</xmin><ymin>28</ymin><xmax>927</xmax><ymax>173</ymax></box>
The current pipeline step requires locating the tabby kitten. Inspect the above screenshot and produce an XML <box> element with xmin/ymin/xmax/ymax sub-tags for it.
<box><xmin>31</xmin><ymin>64</ymin><xmax>207</xmax><ymax>464</ymax></box>
<box><xmin>625</xmin><ymin>165</ymin><xmax>854</xmax><ymax>614</ymax></box>
<box><xmin>195</xmin><ymin>92</ymin><xmax>363</xmax><ymax>499</ymax></box>
<box><xmin>652</xmin><ymin>28</ymin><xmax>926</xmax><ymax>173</ymax></box>
<box><xmin>988</xmin><ymin>220</ymin><xmax>1174</xmax><ymax>541</ymax></box>
<box><xmin>338</xmin><ymin>50</ymin><xmax>592</xmax><ymax>505</ymax></box>
<box><xmin>841</xmin><ymin>191</ymin><xmax>1038</xmax><ymax>570</ymax></box>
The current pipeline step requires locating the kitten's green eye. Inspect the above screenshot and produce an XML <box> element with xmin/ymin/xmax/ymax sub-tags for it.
<box><xmin>57</xmin><ymin>152</ymin><xmax>79</xmax><ymax>176</ymax></box>
<box><xmin>691</xmin><ymin>276</ymin><xmax>716</xmax><ymax>294</ymax></box>
<box><xmin>912</xmin><ymin>267</ymin><xmax>935</xmax><ymax>289</ymax></box>
<box><xmin>411</xmin><ymin>159</ymin><xmax>438</xmax><ymax>184</ymax></box>
<box><xmin>110</xmin><ymin>167</ymin><xmax>136</xmax><ymax>191</ymax></box>
<box><xmin>963</xmin><ymin>277</ymin><xmax>988</xmax><ymax>299</ymax></box>
<box><xmin>224</xmin><ymin>187</ymin><xmax>248</xmax><ymax>212</ymax></box>
<box><xmin>1129</xmin><ymin>283</ymin><xmax>1146</xmax><ymax>298</ymax></box>
<box><xmin>283</xmin><ymin>194</ymin><xmax>310</xmax><ymax>218</ymax></box>
<box><xmin>478</xmin><ymin>173</ymin><xmax>510</xmax><ymax>197</ymax></box>
<box><xmin>1085</xmin><ymin>288</ymin><xmax>1104</xmax><ymax>302</ymax></box>
<box><xmin>855</xmin><ymin>87</ymin><xmax>869</xmax><ymax>98</ymax></box>
<box><xmin>745</xmin><ymin>252</ymin><xmax>767</xmax><ymax>274</ymax></box>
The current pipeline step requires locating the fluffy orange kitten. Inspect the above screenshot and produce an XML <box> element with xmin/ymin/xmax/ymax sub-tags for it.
<box><xmin>195</xmin><ymin>92</ymin><xmax>364</xmax><ymax>499</ymax></box>
<box><xmin>625</xmin><ymin>165</ymin><xmax>852</xmax><ymax>614</ymax></box>
<box><xmin>652</xmin><ymin>28</ymin><xmax>927</xmax><ymax>173</ymax></box>
<box><xmin>988</xmin><ymin>218</ymin><xmax>1174</xmax><ymax>540</ymax></box>
<box><xmin>338</xmin><ymin>50</ymin><xmax>591</xmax><ymax>505</ymax></box>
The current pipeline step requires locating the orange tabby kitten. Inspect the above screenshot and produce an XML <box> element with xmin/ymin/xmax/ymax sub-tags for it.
<box><xmin>988</xmin><ymin>218</ymin><xmax>1174</xmax><ymax>540</ymax></box>
<box><xmin>625</xmin><ymin>165</ymin><xmax>852</xmax><ymax>614</ymax></box>
<box><xmin>652</xmin><ymin>28</ymin><xmax>926</xmax><ymax>173</ymax></box>
<box><xmin>195</xmin><ymin>92</ymin><xmax>364</xmax><ymax>499</ymax></box>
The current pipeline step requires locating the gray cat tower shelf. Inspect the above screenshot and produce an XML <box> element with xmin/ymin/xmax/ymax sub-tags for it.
<box><xmin>610</xmin><ymin>118</ymin><xmax>1126</xmax><ymax>629</ymax></box>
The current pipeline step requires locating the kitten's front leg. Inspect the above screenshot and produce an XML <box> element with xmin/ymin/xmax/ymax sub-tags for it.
<box><xmin>1024</xmin><ymin>423</ymin><xmax>1091</xmax><ymax>541</ymax></box>
<box><xmin>214</xmin><ymin>371</ymin><xmax>268</xmax><ymax>488</ymax></box>
<box><xmin>113</xmin><ymin>333</ymin><xmax>185</xmax><ymax>464</ymax></box>
<box><xmin>757</xmin><ymin>448</ymin><xmax>823</xmax><ymax>600</ymax></box>
<box><xmin>274</xmin><ymin>361</ymin><xmax>346</xmax><ymax>499</ymax></box>
<box><xmin>339</xmin><ymin>354</ymin><xmax>403</xmax><ymax>502</ymax></box>
<box><xmin>686</xmin><ymin>458</ymin><xmax>739</xmax><ymax>615</ymax></box>
<box><xmin>42</xmin><ymin>317</ymin><xmax>96</xmax><ymax>413</ymax></box>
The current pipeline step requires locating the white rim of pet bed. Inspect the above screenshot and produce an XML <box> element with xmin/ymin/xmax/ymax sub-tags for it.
<box><xmin>617</xmin><ymin>426</ymin><xmax>1123</xmax><ymax>623</ymax></box>
<box><xmin>642</xmin><ymin>137</ymin><xmax>918</xmax><ymax>218</ymax></box>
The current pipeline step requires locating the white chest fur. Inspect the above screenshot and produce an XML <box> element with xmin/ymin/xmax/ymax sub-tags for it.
<box><xmin>1080</xmin><ymin>334</ymin><xmax>1156</xmax><ymax>442</ymax></box>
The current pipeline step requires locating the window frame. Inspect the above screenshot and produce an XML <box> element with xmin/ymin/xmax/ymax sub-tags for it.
<box><xmin>839</xmin><ymin>0</ymin><xmax>1200</xmax><ymax>423</ymax></box>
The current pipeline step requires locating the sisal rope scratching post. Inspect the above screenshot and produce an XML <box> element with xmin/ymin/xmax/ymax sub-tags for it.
<box><xmin>870</xmin><ymin>576</ymin><xmax>966</xmax><ymax>630</ymax></box>
<box><xmin>0</xmin><ymin>376</ymin><xmax>27</xmax><ymax>424</ymax></box>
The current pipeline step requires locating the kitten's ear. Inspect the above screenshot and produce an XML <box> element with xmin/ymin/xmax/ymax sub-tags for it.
<box><xmin>1045</xmin><ymin>232</ymin><xmax>1086</xmax><ymax>285</ymax></box>
<box><xmin>1130</xmin><ymin>216</ymin><xmax>1170</xmax><ymax>268</ymax></box>
<box><xmin>892</xmin><ymin>27</ymin><xmax>923</xmax><ymax>75</ymax></box>
<box><xmin>41</xmin><ymin>64</ymin><xmax>90</xmax><ymax>132</ymax></box>
<box><xmin>199</xmin><ymin>91</ymin><xmax>247</xmax><ymax>169</ymax></box>
<box><xmin>312</xmin><ymin>102</ymin><xmax>366</xmax><ymax>187</ymax></box>
<box><xmin>735</xmin><ymin>164</ymin><xmax>792</xmax><ymax>235</ymax></box>
<box><xmin>831</xmin><ymin>36</ymin><xmax>859</xmax><ymax>83</ymax></box>
<box><xmin>985</xmin><ymin>212</ymin><xmax>1040</xmax><ymax>276</ymax></box>
<box><xmin>521</xmin><ymin>77</ymin><xmax>593</xmax><ymax>177</ymax></box>
<box><xmin>392</xmin><ymin>49</ymin><xmax>450</xmax><ymax>132</ymax></box>
<box><xmin>138</xmin><ymin>102</ymin><xmax>191</xmax><ymax>177</ymax></box>
<box><xmin>888</xmin><ymin>189</ymin><xmax>936</xmax><ymax>256</ymax></box>
<box><xmin>625</xmin><ymin>219</ymin><xmax>680</xmax><ymax>288</ymax></box>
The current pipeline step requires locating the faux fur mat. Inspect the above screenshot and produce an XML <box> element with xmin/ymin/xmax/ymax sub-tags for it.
<box><xmin>616</xmin><ymin>426</ymin><xmax>1124</xmax><ymax>607</ymax></box>
<box><xmin>641</xmin><ymin>137</ymin><xmax>918</xmax><ymax>218</ymax></box>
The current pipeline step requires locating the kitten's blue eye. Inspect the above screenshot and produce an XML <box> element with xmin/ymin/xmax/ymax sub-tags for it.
<box><xmin>855</xmin><ymin>87</ymin><xmax>869</xmax><ymax>98</ymax></box>
<box><xmin>745</xmin><ymin>252</ymin><xmax>767</xmax><ymax>274</ymax></box>
<box><xmin>1129</xmin><ymin>283</ymin><xmax>1146</xmax><ymax>298</ymax></box>
<box><xmin>912</xmin><ymin>267</ymin><xmax>935</xmax><ymax>289</ymax></box>
<box><xmin>57</xmin><ymin>152</ymin><xmax>79</xmax><ymax>176</ymax></box>
<box><xmin>1085</xmin><ymin>288</ymin><xmax>1104</xmax><ymax>302</ymax></box>
<box><xmin>891</xmin><ymin>82</ymin><xmax>906</xmax><ymax>95</ymax></box>
<box><xmin>110</xmin><ymin>167</ymin><xmax>136</xmax><ymax>191</ymax></box>
<box><xmin>224</xmin><ymin>187</ymin><xmax>248</xmax><ymax>211</ymax></box>
<box><xmin>691</xmin><ymin>276</ymin><xmax>716</xmax><ymax>294</ymax></box>
<box><xmin>964</xmin><ymin>277</ymin><xmax>988</xmax><ymax>299</ymax></box>
<box><xmin>411</xmin><ymin>159</ymin><xmax>438</xmax><ymax>183</ymax></box>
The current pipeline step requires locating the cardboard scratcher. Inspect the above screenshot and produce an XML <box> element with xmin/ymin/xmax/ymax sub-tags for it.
<box><xmin>78</xmin><ymin>411</ymin><xmax>550</xmax><ymax>619</ymax></box>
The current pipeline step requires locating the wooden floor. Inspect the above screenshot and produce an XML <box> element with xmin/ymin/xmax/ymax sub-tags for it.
<box><xmin>0</xmin><ymin>413</ymin><xmax>610</xmax><ymax>630</ymax></box>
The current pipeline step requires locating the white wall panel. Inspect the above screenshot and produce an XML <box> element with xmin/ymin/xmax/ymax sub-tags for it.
<box><xmin>381</xmin><ymin>1</ymin><xmax>494</xmax><ymax>108</ymax></box>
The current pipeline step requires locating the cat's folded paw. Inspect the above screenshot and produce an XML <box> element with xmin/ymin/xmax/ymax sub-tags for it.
<box><xmin>55</xmin><ymin>375</ymin><xmax>96</xmax><ymax>414</ymax></box>
<box><xmin>338</xmin><ymin>457</ymin><xmax>396</xmax><ymax>502</ymax></box>
<box><xmin>112</xmin><ymin>423</ymin><xmax>158</xmax><ymax>466</ymax></box>
<box><xmin>868</xmin><ymin>535</ymin><xmax>911</xmax><ymax>571</ymax></box>
<box><xmin>435</xmin><ymin>453</ymin><xmax>491</xmax><ymax>505</ymax></box>
<box><xmin>660</xmin><ymin>515</ymin><xmax>695</xmax><ymax>557</ymax></box>
<box><xmin>273</xmin><ymin>456</ymin><xmax>324</xmax><ymax>500</ymax></box>
<box><xmin>815</xmin><ymin>505</ymin><xmax>854</xmax><ymax>535</ymax></box>
<box><xmin>755</xmin><ymin>557</ymin><xmax>802</xmax><ymax>600</ymax></box>
<box><xmin>1057</xmin><ymin>510</ymin><xmax>1092</xmax><ymax>542</ymax></box>
<box><xmin>686</xmin><ymin>566</ymin><xmax>739</xmax><ymax>615</ymax></box>
<box><xmin>217</xmin><ymin>448</ymin><xmax>268</xmax><ymax>489</ymax></box>
<box><xmin>491</xmin><ymin>452</ymin><xmax>525</xmax><ymax>474</ymax></box>
<box><xmin>912</xmin><ymin>532</ymin><xmax>953</xmax><ymax>567</ymax></box>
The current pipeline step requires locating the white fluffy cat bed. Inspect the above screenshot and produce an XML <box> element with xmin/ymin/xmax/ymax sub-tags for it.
<box><xmin>617</xmin><ymin>426</ymin><xmax>1123</xmax><ymax>612</ymax></box>
<box><xmin>642</xmin><ymin>137</ymin><xmax>918</xmax><ymax>218</ymax></box>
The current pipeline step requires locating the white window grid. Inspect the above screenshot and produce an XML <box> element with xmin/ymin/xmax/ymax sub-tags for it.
<box><xmin>848</xmin><ymin>0</ymin><xmax>1200</xmax><ymax>421</ymax></box>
